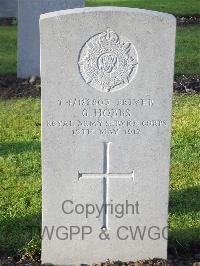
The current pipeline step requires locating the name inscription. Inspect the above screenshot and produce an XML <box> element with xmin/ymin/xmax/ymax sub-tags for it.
<box><xmin>45</xmin><ymin>96</ymin><xmax>168</xmax><ymax>136</ymax></box>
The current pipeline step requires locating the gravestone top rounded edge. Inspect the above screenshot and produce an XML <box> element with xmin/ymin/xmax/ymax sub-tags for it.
<box><xmin>40</xmin><ymin>6</ymin><xmax>176</xmax><ymax>22</ymax></box>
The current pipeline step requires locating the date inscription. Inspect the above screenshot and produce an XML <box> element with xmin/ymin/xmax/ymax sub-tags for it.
<box><xmin>46</xmin><ymin>97</ymin><xmax>167</xmax><ymax>136</ymax></box>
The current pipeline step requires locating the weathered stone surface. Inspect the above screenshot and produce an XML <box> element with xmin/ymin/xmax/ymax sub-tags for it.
<box><xmin>0</xmin><ymin>0</ymin><xmax>17</xmax><ymax>18</ymax></box>
<box><xmin>40</xmin><ymin>7</ymin><xmax>176</xmax><ymax>265</ymax></box>
<box><xmin>17</xmin><ymin>0</ymin><xmax>85</xmax><ymax>78</ymax></box>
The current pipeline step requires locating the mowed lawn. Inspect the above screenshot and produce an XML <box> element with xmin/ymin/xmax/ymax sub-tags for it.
<box><xmin>0</xmin><ymin>96</ymin><xmax>200</xmax><ymax>255</ymax></box>
<box><xmin>0</xmin><ymin>25</ymin><xmax>199</xmax><ymax>76</ymax></box>
<box><xmin>0</xmin><ymin>99</ymin><xmax>41</xmax><ymax>255</ymax></box>
<box><xmin>0</xmin><ymin>25</ymin><xmax>17</xmax><ymax>76</ymax></box>
<box><xmin>86</xmin><ymin>0</ymin><xmax>200</xmax><ymax>17</ymax></box>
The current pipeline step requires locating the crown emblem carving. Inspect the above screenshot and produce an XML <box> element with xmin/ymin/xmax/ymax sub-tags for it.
<box><xmin>78</xmin><ymin>28</ymin><xmax>138</xmax><ymax>93</ymax></box>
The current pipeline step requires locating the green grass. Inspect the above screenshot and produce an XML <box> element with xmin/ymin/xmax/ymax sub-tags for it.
<box><xmin>0</xmin><ymin>96</ymin><xmax>199</xmax><ymax>255</ymax></box>
<box><xmin>86</xmin><ymin>0</ymin><xmax>200</xmax><ymax>17</ymax></box>
<box><xmin>0</xmin><ymin>99</ymin><xmax>41</xmax><ymax>255</ymax></box>
<box><xmin>176</xmin><ymin>26</ymin><xmax>200</xmax><ymax>75</ymax></box>
<box><xmin>0</xmin><ymin>25</ymin><xmax>199</xmax><ymax>76</ymax></box>
<box><xmin>0</xmin><ymin>25</ymin><xmax>17</xmax><ymax>75</ymax></box>
<box><xmin>169</xmin><ymin>95</ymin><xmax>200</xmax><ymax>248</ymax></box>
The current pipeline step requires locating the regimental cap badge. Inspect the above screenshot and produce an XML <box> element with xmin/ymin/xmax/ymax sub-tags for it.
<box><xmin>78</xmin><ymin>28</ymin><xmax>138</xmax><ymax>93</ymax></box>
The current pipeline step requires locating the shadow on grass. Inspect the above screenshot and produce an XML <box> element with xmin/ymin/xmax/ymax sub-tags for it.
<box><xmin>168</xmin><ymin>227</ymin><xmax>200</xmax><ymax>255</ymax></box>
<box><xmin>168</xmin><ymin>185</ymin><xmax>200</xmax><ymax>253</ymax></box>
<box><xmin>169</xmin><ymin>185</ymin><xmax>200</xmax><ymax>214</ymax></box>
<box><xmin>0</xmin><ymin>140</ymin><xmax>41</xmax><ymax>156</ymax></box>
<box><xmin>0</xmin><ymin>211</ymin><xmax>199</xmax><ymax>256</ymax></box>
<box><xmin>0</xmin><ymin>176</ymin><xmax>199</xmax><ymax>256</ymax></box>
<box><xmin>0</xmin><ymin>213</ymin><xmax>41</xmax><ymax>256</ymax></box>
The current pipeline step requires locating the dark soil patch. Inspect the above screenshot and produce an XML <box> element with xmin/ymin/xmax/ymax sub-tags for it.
<box><xmin>0</xmin><ymin>245</ymin><xmax>199</xmax><ymax>266</ymax></box>
<box><xmin>0</xmin><ymin>256</ymin><xmax>200</xmax><ymax>266</ymax></box>
<box><xmin>0</xmin><ymin>75</ymin><xmax>199</xmax><ymax>99</ymax></box>
<box><xmin>0</xmin><ymin>17</ymin><xmax>16</xmax><ymax>25</ymax></box>
<box><xmin>0</xmin><ymin>16</ymin><xmax>200</xmax><ymax>26</ymax></box>
<box><xmin>173</xmin><ymin>74</ymin><xmax>200</xmax><ymax>95</ymax></box>
<box><xmin>177</xmin><ymin>15</ymin><xmax>200</xmax><ymax>26</ymax></box>
<box><xmin>0</xmin><ymin>76</ymin><xmax>41</xmax><ymax>99</ymax></box>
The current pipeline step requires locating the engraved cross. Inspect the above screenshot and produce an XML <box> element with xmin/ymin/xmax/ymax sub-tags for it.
<box><xmin>78</xmin><ymin>142</ymin><xmax>134</xmax><ymax>230</ymax></box>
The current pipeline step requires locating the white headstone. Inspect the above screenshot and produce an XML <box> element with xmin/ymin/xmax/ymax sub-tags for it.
<box><xmin>0</xmin><ymin>0</ymin><xmax>17</xmax><ymax>18</ymax></box>
<box><xmin>17</xmin><ymin>0</ymin><xmax>85</xmax><ymax>78</ymax></box>
<box><xmin>40</xmin><ymin>7</ymin><xmax>176</xmax><ymax>265</ymax></box>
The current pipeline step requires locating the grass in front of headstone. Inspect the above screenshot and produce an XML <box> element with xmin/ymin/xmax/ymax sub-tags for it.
<box><xmin>0</xmin><ymin>25</ymin><xmax>17</xmax><ymax>75</ymax></box>
<box><xmin>169</xmin><ymin>95</ymin><xmax>200</xmax><ymax>250</ymax></box>
<box><xmin>86</xmin><ymin>0</ymin><xmax>200</xmax><ymax>17</ymax></box>
<box><xmin>0</xmin><ymin>25</ymin><xmax>199</xmax><ymax>76</ymax></box>
<box><xmin>0</xmin><ymin>99</ymin><xmax>41</xmax><ymax>256</ymax></box>
<box><xmin>0</xmin><ymin>96</ymin><xmax>199</xmax><ymax>256</ymax></box>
